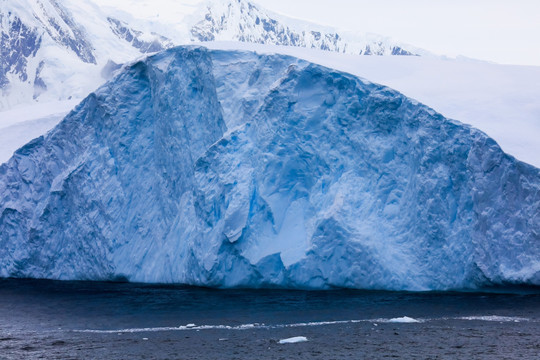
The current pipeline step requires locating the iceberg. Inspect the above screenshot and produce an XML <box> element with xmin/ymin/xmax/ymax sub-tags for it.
<box><xmin>0</xmin><ymin>46</ymin><xmax>538</xmax><ymax>290</ymax></box>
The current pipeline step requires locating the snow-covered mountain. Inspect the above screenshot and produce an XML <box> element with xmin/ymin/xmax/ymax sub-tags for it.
<box><xmin>1</xmin><ymin>47</ymin><xmax>538</xmax><ymax>290</ymax></box>
<box><xmin>190</xmin><ymin>0</ymin><xmax>416</xmax><ymax>55</ymax></box>
<box><xmin>0</xmin><ymin>0</ymin><xmax>174</xmax><ymax>109</ymax></box>
<box><xmin>0</xmin><ymin>0</ymin><xmax>420</xmax><ymax>110</ymax></box>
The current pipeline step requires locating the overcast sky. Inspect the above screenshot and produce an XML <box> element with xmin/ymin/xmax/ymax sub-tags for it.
<box><xmin>94</xmin><ymin>0</ymin><xmax>540</xmax><ymax>66</ymax></box>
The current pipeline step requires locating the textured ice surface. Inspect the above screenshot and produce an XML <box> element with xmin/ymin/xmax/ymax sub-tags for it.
<box><xmin>0</xmin><ymin>46</ymin><xmax>539</xmax><ymax>290</ymax></box>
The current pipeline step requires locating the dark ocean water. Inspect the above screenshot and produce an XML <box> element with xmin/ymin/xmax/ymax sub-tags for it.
<box><xmin>0</xmin><ymin>279</ymin><xmax>539</xmax><ymax>359</ymax></box>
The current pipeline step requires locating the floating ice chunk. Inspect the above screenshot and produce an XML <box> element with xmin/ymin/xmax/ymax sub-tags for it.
<box><xmin>279</xmin><ymin>336</ymin><xmax>308</xmax><ymax>344</ymax></box>
<box><xmin>387</xmin><ymin>316</ymin><xmax>420</xmax><ymax>323</ymax></box>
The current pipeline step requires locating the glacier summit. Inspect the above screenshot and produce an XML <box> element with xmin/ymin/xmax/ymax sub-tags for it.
<box><xmin>0</xmin><ymin>46</ymin><xmax>539</xmax><ymax>290</ymax></box>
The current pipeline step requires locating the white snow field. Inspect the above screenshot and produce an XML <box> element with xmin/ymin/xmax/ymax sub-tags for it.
<box><xmin>0</xmin><ymin>100</ymin><xmax>79</xmax><ymax>163</ymax></box>
<box><xmin>0</xmin><ymin>47</ymin><xmax>538</xmax><ymax>290</ymax></box>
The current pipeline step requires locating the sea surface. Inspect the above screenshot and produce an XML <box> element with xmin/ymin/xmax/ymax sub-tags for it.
<box><xmin>0</xmin><ymin>279</ymin><xmax>539</xmax><ymax>359</ymax></box>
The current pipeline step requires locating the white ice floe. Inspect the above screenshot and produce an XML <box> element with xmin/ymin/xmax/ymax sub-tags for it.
<box><xmin>387</xmin><ymin>316</ymin><xmax>421</xmax><ymax>323</ymax></box>
<box><xmin>278</xmin><ymin>336</ymin><xmax>308</xmax><ymax>344</ymax></box>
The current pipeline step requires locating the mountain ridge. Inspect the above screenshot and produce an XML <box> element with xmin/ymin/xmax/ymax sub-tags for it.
<box><xmin>190</xmin><ymin>0</ymin><xmax>417</xmax><ymax>56</ymax></box>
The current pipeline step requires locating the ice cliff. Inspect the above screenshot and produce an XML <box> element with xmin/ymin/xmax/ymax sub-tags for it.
<box><xmin>0</xmin><ymin>46</ymin><xmax>538</xmax><ymax>290</ymax></box>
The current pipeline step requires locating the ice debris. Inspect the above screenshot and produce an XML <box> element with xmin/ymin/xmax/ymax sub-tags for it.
<box><xmin>278</xmin><ymin>336</ymin><xmax>308</xmax><ymax>344</ymax></box>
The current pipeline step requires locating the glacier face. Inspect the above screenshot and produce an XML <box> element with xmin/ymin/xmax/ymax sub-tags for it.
<box><xmin>0</xmin><ymin>46</ymin><xmax>539</xmax><ymax>290</ymax></box>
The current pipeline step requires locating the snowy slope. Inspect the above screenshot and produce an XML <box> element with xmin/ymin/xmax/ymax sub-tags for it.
<box><xmin>1</xmin><ymin>47</ymin><xmax>538</xmax><ymax>290</ymax></box>
<box><xmin>0</xmin><ymin>99</ymin><xmax>78</xmax><ymax>163</ymax></box>
<box><xmin>0</xmin><ymin>0</ymin><xmax>174</xmax><ymax>110</ymax></box>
